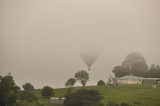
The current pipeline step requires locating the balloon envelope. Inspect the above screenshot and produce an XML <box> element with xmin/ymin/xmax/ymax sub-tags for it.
<box><xmin>80</xmin><ymin>53</ymin><xmax>98</xmax><ymax>70</ymax></box>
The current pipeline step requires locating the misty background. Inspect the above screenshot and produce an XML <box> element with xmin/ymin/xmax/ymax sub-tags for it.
<box><xmin>0</xmin><ymin>0</ymin><xmax>160</xmax><ymax>88</ymax></box>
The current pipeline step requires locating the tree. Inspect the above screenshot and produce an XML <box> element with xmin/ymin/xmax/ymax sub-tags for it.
<box><xmin>112</xmin><ymin>66</ymin><xmax>129</xmax><ymax>78</ymax></box>
<box><xmin>65</xmin><ymin>78</ymin><xmax>76</xmax><ymax>88</ymax></box>
<box><xmin>146</xmin><ymin>64</ymin><xmax>160</xmax><ymax>78</ymax></box>
<box><xmin>112</xmin><ymin>52</ymin><xmax>149</xmax><ymax>77</ymax></box>
<box><xmin>97</xmin><ymin>80</ymin><xmax>105</xmax><ymax>86</ymax></box>
<box><xmin>41</xmin><ymin>86</ymin><xmax>54</xmax><ymax>99</ymax></box>
<box><xmin>20</xmin><ymin>83</ymin><xmax>37</xmax><ymax>102</ymax></box>
<box><xmin>147</xmin><ymin>64</ymin><xmax>155</xmax><ymax>77</ymax></box>
<box><xmin>121</xmin><ymin>52</ymin><xmax>148</xmax><ymax>77</ymax></box>
<box><xmin>14</xmin><ymin>85</ymin><xmax>21</xmax><ymax>92</ymax></box>
<box><xmin>0</xmin><ymin>73</ymin><xmax>20</xmax><ymax>106</ymax></box>
<box><xmin>64</xmin><ymin>89</ymin><xmax>103</xmax><ymax>106</ymax></box>
<box><xmin>74</xmin><ymin>70</ymin><xmax>89</xmax><ymax>88</ymax></box>
<box><xmin>22</xmin><ymin>83</ymin><xmax>34</xmax><ymax>91</ymax></box>
<box><xmin>154</xmin><ymin>65</ymin><xmax>160</xmax><ymax>78</ymax></box>
<box><xmin>107</xmin><ymin>78</ymin><xmax>112</xmax><ymax>85</ymax></box>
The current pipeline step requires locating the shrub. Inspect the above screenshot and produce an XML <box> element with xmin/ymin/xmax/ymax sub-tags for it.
<box><xmin>64</xmin><ymin>89</ymin><xmax>103</xmax><ymax>106</ymax></box>
<box><xmin>41</xmin><ymin>86</ymin><xmax>54</xmax><ymax>99</ymax></box>
<box><xmin>97</xmin><ymin>80</ymin><xmax>105</xmax><ymax>86</ymax></box>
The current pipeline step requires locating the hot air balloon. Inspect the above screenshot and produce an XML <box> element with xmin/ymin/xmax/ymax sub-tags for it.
<box><xmin>80</xmin><ymin>53</ymin><xmax>98</xmax><ymax>70</ymax></box>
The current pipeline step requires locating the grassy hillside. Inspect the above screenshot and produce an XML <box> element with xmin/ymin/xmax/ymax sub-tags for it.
<box><xmin>27</xmin><ymin>84</ymin><xmax>160</xmax><ymax>106</ymax></box>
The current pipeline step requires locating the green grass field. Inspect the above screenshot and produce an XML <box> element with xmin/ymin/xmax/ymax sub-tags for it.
<box><xmin>25</xmin><ymin>84</ymin><xmax>160</xmax><ymax>106</ymax></box>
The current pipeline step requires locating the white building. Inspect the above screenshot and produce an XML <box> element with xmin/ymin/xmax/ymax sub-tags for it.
<box><xmin>116</xmin><ymin>75</ymin><xmax>143</xmax><ymax>84</ymax></box>
<box><xmin>116</xmin><ymin>75</ymin><xmax>160</xmax><ymax>85</ymax></box>
<box><xmin>50</xmin><ymin>97</ymin><xmax>65</xmax><ymax>104</ymax></box>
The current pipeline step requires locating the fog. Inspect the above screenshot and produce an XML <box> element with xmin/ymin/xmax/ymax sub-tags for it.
<box><xmin>0</xmin><ymin>0</ymin><xmax>160</xmax><ymax>88</ymax></box>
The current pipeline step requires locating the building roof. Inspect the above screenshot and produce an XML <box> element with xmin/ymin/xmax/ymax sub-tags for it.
<box><xmin>117</xmin><ymin>75</ymin><xmax>160</xmax><ymax>80</ymax></box>
<box><xmin>117</xmin><ymin>75</ymin><xmax>144</xmax><ymax>80</ymax></box>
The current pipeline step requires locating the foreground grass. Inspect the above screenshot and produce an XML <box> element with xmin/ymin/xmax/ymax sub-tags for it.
<box><xmin>25</xmin><ymin>84</ymin><xmax>160</xmax><ymax>106</ymax></box>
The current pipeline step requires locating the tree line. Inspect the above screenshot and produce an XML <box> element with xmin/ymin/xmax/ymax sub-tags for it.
<box><xmin>112</xmin><ymin>52</ymin><xmax>160</xmax><ymax>78</ymax></box>
<box><xmin>1</xmin><ymin>69</ymin><xmax>144</xmax><ymax>106</ymax></box>
<box><xmin>0</xmin><ymin>71</ymin><xmax>105</xmax><ymax>106</ymax></box>
<box><xmin>0</xmin><ymin>73</ymin><xmax>55</xmax><ymax>106</ymax></box>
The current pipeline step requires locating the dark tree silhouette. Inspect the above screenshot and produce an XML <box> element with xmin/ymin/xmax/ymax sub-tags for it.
<box><xmin>97</xmin><ymin>80</ymin><xmax>105</xmax><ymax>86</ymax></box>
<box><xmin>74</xmin><ymin>70</ymin><xmax>89</xmax><ymax>88</ymax></box>
<box><xmin>22</xmin><ymin>83</ymin><xmax>35</xmax><ymax>91</ymax></box>
<box><xmin>65</xmin><ymin>78</ymin><xmax>76</xmax><ymax>88</ymax></box>
<box><xmin>0</xmin><ymin>73</ymin><xmax>20</xmax><ymax>106</ymax></box>
<box><xmin>64</xmin><ymin>89</ymin><xmax>103</xmax><ymax>106</ymax></box>
<box><xmin>41</xmin><ymin>86</ymin><xmax>54</xmax><ymax>98</ymax></box>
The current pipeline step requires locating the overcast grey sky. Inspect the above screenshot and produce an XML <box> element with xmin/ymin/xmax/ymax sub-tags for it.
<box><xmin>1</xmin><ymin>0</ymin><xmax>160</xmax><ymax>88</ymax></box>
